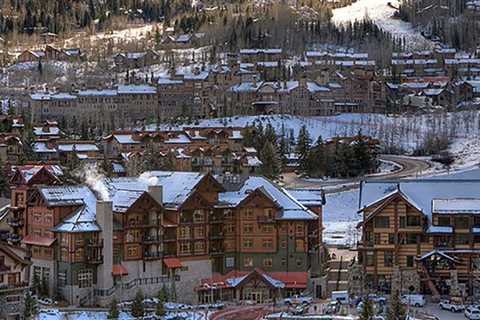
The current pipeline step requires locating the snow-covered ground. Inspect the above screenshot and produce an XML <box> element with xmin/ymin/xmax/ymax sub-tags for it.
<box><xmin>323</xmin><ymin>190</ymin><xmax>361</xmax><ymax>247</ymax></box>
<box><xmin>331</xmin><ymin>0</ymin><xmax>433</xmax><ymax>49</ymax></box>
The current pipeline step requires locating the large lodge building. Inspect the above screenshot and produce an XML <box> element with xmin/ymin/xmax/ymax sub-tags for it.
<box><xmin>7</xmin><ymin>166</ymin><xmax>325</xmax><ymax>305</ymax></box>
<box><xmin>357</xmin><ymin>179</ymin><xmax>480</xmax><ymax>298</ymax></box>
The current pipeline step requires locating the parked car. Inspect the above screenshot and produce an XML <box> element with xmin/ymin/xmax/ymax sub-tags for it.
<box><xmin>284</xmin><ymin>295</ymin><xmax>313</xmax><ymax>305</ymax></box>
<box><xmin>401</xmin><ymin>294</ymin><xmax>426</xmax><ymax>307</ymax></box>
<box><xmin>439</xmin><ymin>299</ymin><xmax>465</xmax><ymax>312</ymax></box>
<box><xmin>367</xmin><ymin>293</ymin><xmax>387</xmax><ymax>305</ymax></box>
<box><xmin>465</xmin><ymin>306</ymin><xmax>480</xmax><ymax>320</ymax></box>
<box><xmin>331</xmin><ymin>290</ymin><xmax>349</xmax><ymax>304</ymax></box>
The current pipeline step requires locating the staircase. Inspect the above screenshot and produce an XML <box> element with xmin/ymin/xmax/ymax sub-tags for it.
<box><xmin>419</xmin><ymin>262</ymin><xmax>440</xmax><ymax>300</ymax></box>
<box><xmin>326</xmin><ymin>257</ymin><xmax>349</xmax><ymax>295</ymax></box>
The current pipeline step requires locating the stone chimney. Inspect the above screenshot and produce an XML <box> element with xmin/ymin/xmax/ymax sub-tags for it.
<box><xmin>96</xmin><ymin>200</ymin><xmax>114</xmax><ymax>291</ymax></box>
<box><xmin>148</xmin><ymin>185</ymin><xmax>163</xmax><ymax>206</ymax></box>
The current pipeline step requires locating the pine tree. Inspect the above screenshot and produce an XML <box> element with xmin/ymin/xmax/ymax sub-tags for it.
<box><xmin>296</xmin><ymin>125</ymin><xmax>311</xmax><ymax>173</ymax></box>
<box><xmin>259</xmin><ymin>141</ymin><xmax>281</xmax><ymax>179</ymax></box>
<box><xmin>387</xmin><ymin>290</ymin><xmax>406</xmax><ymax>320</ymax></box>
<box><xmin>158</xmin><ymin>285</ymin><xmax>168</xmax><ymax>302</ymax></box>
<box><xmin>155</xmin><ymin>301</ymin><xmax>166</xmax><ymax>317</ymax></box>
<box><xmin>359</xmin><ymin>296</ymin><xmax>374</xmax><ymax>320</ymax></box>
<box><xmin>23</xmin><ymin>290</ymin><xmax>37</xmax><ymax>319</ymax></box>
<box><xmin>131</xmin><ymin>290</ymin><xmax>145</xmax><ymax>318</ymax></box>
<box><xmin>108</xmin><ymin>299</ymin><xmax>120</xmax><ymax>319</ymax></box>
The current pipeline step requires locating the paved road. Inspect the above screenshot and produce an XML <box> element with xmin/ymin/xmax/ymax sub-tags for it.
<box><xmin>283</xmin><ymin>155</ymin><xmax>432</xmax><ymax>192</ymax></box>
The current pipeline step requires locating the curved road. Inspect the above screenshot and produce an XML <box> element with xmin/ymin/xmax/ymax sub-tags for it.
<box><xmin>283</xmin><ymin>155</ymin><xmax>432</xmax><ymax>191</ymax></box>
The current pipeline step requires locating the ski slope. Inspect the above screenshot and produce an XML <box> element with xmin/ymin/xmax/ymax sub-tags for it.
<box><xmin>331</xmin><ymin>0</ymin><xmax>434</xmax><ymax>49</ymax></box>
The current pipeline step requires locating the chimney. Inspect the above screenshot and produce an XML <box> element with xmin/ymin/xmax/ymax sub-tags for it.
<box><xmin>148</xmin><ymin>185</ymin><xmax>163</xmax><ymax>206</ymax></box>
<box><xmin>96</xmin><ymin>200</ymin><xmax>114</xmax><ymax>291</ymax></box>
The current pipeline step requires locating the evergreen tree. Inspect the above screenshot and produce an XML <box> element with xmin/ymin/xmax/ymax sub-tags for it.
<box><xmin>107</xmin><ymin>299</ymin><xmax>120</xmax><ymax>319</ymax></box>
<box><xmin>387</xmin><ymin>290</ymin><xmax>406</xmax><ymax>320</ymax></box>
<box><xmin>131</xmin><ymin>290</ymin><xmax>145</xmax><ymax>318</ymax></box>
<box><xmin>23</xmin><ymin>290</ymin><xmax>37</xmax><ymax>319</ymax></box>
<box><xmin>259</xmin><ymin>141</ymin><xmax>281</xmax><ymax>179</ymax></box>
<box><xmin>0</xmin><ymin>159</ymin><xmax>8</xmax><ymax>197</ymax></box>
<box><xmin>242</xmin><ymin>127</ymin><xmax>255</xmax><ymax>147</ymax></box>
<box><xmin>155</xmin><ymin>301</ymin><xmax>166</xmax><ymax>317</ymax></box>
<box><xmin>296</xmin><ymin>125</ymin><xmax>311</xmax><ymax>173</ymax></box>
<box><xmin>158</xmin><ymin>284</ymin><xmax>168</xmax><ymax>302</ymax></box>
<box><xmin>352</xmin><ymin>130</ymin><xmax>374</xmax><ymax>176</ymax></box>
<box><xmin>170</xmin><ymin>279</ymin><xmax>177</xmax><ymax>302</ymax></box>
<box><xmin>359</xmin><ymin>296</ymin><xmax>374</xmax><ymax>320</ymax></box>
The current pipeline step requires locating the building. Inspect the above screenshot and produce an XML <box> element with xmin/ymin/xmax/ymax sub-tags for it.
<box><xmin>0</xmin><ymin>243</ymin><xmax>30</xmax><ymax>320</ymax></box>
<box><xmin>12</xmin><ymin>171</ymin><xmax>324</xmax><ymax>305</ymax></box>
<box><xmin>357</xmin><ymin>179</ymin><xmax>480</xmax><ymax>297</ymax></box>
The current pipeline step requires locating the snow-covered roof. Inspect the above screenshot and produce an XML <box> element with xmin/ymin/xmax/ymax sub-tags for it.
<box><xmin>432</xmin><ymin>198</ymin><xmax>480</xmax><ymax>214</ymax></box>
<box><xmin>113</xmin><ymin>134</ymin><xmax>141</xmax><ymax>144</ymax></box>
<box><xmin>240</xmin><ymin>48</ymin><xmax>282</xmax><ymax>55</ymax></box>
<box><xmin>32</xmin><ymin>142</ymin><xmax>56</xmax><ymax>153</ymax></box>
<box><xmin>164</xmin><ymin>134</ymin><xmax>191</xmax><ymax>144</ymax></box>
<box><xmin>102</xmin><ymin>171</ymin><xmax>207</xmax><ymax>209</ymax></box>
<box><xmin>57</xmin><ymin>143</ymin><xmax>99</xmax><ymax>152</ymax></box>
<box><xmin>117</xmin><ymin>85</ymin><xmax>156</xmax><ymax>95</ymax></box>
<box><xmin>245</xmin><ymin>156</ymin><xmax>262</xmax><ymax>167</ymax></box>
<box><xmin>33</xmin><ymin>126</ymin><xmax>61</xmax><ymax>136</ymax></box>
<box><xmin>41</xmin><ymin>185</ymin><xmax>101</xmax><ymax>233</ymax></box>
<box><xmin>219</xmin><ymin>176</ymin><xmax>318</xmax><ymax>220</ymax></box>
<box><xmin>307</xmin><ymin>81</ymin><xmax>330</xmax><ymax>93</ymax></box>
<box><xmin>359</xmin><ymin>180</ymin><xmax>480</xmax><ymax>222</ymax></box>
<box><xmin>15</xmin><ymin>165</ymin><xmax>63</xmax><ymax>183</ymax></box>
<box><xmin>30</xmin><ymin>93</ymin><xmax>77</xmax><ymax>101</ymax></box>
<box><xmin>427</xmin><ymin>225</ymin><xmax>453</xmax><ymax>234</ymax></box>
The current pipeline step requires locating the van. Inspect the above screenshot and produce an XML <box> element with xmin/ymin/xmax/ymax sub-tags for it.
<box><xmin>331</xmin><ymin>290</ymin><xmax>349</xmax><ymax>304</ymax></box>
<box><xmin>401</xmin><ymin>294</ymin><xmax>426</xmax><ymax>307</ymax></box>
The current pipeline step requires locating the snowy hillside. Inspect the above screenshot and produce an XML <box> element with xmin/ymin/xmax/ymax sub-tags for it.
<box><xmin>331</xmin><ymin>0</ymin><xmax>433</xmax><ymax>49</ymax></box>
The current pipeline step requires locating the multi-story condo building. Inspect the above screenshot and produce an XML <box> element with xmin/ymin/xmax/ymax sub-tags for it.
<box><xmin>357</xmin><ymin>179</ymin><xmax>480</xmax><ymax>297</ymax></box>
<box><xmin>23</xmin><ymin>84</ymin><xmax>158</xmax><ymax>131</ymax></box>
<box><xmin>11</xmin><ymin>169</ymin><xmax>324</xmax><ymax>305</ymax></box>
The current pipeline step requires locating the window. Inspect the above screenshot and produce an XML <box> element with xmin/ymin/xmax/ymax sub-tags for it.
<box><xmin>193</xmin><ymin>210</ymin><xmax>205</xmax><ymax>223</ymax></box>
<box><xmin>225</xmin><ymin>257</ymin><xmax>235</xmax><ymax>268</ymax></box>
<box><xmin>281</xmin><ymin>258</ymin><xmax>287</xmax><ymax>266</ymax></box>
<box><xmin>296</xmin><ymin>224</ymin><xmax>304</xmax><ymax>234</ymax></box>
<box><xmin>374</xmin><ymin>233</ymin><xmax>381</xmax><ymax>245</ymax></box>
<box><xmin>264</xmin><ymin>208</ymin><xmax>274</xmax><ymax>218</ymax></box>
<box><xmin>296</xmin><ymin>239</ymin><xmax>305</xmax><ymax>252</ymax></box>
<box><xmin>438</xmin><ymin>216</ymin><xmax>451</xmax><ymax>226</ymax></box>
<box><xmin>296</xmin><ymin>258</ymin><xmax>303</xmax><ymax>267</ymax></box>
<box><xmin>455</xmin><ymin>217</ymin><xmax>469</xmax><ymax>229</ymax></box>
<box><xmin>262</xmin><ymin>225</ymin><xmax>274</xmax><ymax>233</ymax></box>
<box><xmin>194</xmin><ymin>241</ymin><xmax>205</xmax><ymax>253</ymax></box>
<box><xmin>406</xmin><ymin>256</ymin><xmax>414</xmax><ymax>268</ymax></box>
<box><xmin>244</xmin><ymin>257</ymin><xmax>253</xmax><ymax>267</ymax></box>
<box><xmin>243</xmin><ymin>238</ymin><xmax>253</xmax><ymax>248</ymax></box>
<box><xmin>194</xmin><ymin>227</ymin><xmax>204</xmax><ymax>239</ymax></box>
<box><xmin>280</xmin><ymin>240</ymin><xmax>287</xmax><ymax>248</ymax></box>
<box><xmin>406</xmin><ymin>233</ymin><xmax>418</xmax><ymax>244</ymax></box>
<box><xmin>366</xmin><ymin>252</ymin><xmax>374</xmax><ymax>266</ymax></box>
<box><xmin>58</xmin><ymin>272</ymin><xmax>66</xmax><ymax>288</ymax></box>
<box><xmin>263</xmin><ymin>258</ymin><xmax>273</xmax><ymax>268</ymax></box>
<box><xmin>455</xmin><ymin>234</ymin><xmax>470</xmax><ymax>245</ymax></box>
<box><xmin>407</xmin><ymin>216</ymin><xmax>421</xmax><ymax>227</ymax></box>
<box><xmin>78</xmin><ymin>269</ymin><xmax>93</xmax><ymax>288</ymax></box>
<box><xmin>179</xmin><ymin>226</ymin><xmax>191</xmax><ymax>239</ymax></box>
<box><xmin>374</xmin><ymin>216</ymin><xmax>389</xmax><ymax>228</ymax></box>
<box><xmin>262</xmin><ymin>239</ymin><xmax>273</xmax><ymax>249</ymax></box>
<box><xmin>243</xmin><ymin>224</ymin><xmax>254</xmax><ymax>233</ymax></box>
<box><xmin>225</xmin><ymin>224</ymin><xmax>235</xmax><ymax>233</ymax></box>
<box><xmin>244</xmin><ymin>208</ymin><xmax>254</xmax><ymax>218</ymax></box>
<box><xmin>388</xmin><ymin>234</ymin><xmax>395</xmax><ymax>244</ymax></box>
<box><xmin>179</xmin><ymin>242</ymin><xmax>191</xmax><ymax>254</ymax></box>
<box><xmin>400</xmin><ymin>217</ymin><xmax>406</xmax><ymax>228</ymax></box>
<box><xmin>384</xmin><ymin>252</ymin><xmax>393</xmax><ymax>267</ymax></box>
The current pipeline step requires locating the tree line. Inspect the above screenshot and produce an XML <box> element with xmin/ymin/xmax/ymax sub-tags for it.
<box><xmin>243</xmin><ymin>122</ymin><xmax>378</xmax><ymax>180</ymax></box>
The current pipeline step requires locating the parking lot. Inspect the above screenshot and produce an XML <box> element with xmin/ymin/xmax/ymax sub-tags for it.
<box><xmin>408</xmin><ymin>303</ymin><xmax>468</xmax><ymax>320</ymax></box>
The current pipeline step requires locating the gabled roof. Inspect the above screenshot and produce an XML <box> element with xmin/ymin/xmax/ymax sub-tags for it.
<box><xmin>11</xmin><ymin>165</ymin><xmax>63</xmax><ymax>185</ymax></box>
<box><xmin>218</xmin><ymin>176</ymin><xmax>318</xmax><ymax>220</ymax></box>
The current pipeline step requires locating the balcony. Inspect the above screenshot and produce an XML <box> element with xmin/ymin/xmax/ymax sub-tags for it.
<box><xmin>257</xmin><ymin>216</ymin><xmax>275</xmax><ymax>224</ymax></box>
<box><xmin>7</xmin><ymin>218</ymin><xmax>23</xmax><ymax>228</ymax></box>
<box><xmin>210</xmin><ymin>232</ymin><xmax>224</xmax><ymax>240</ymax></box>
<box><xmin>86</xmin><ymin>255</ymin><xmax>103</xmax><ymax>264</ymax></box>
<box><xmin>144</xmin><ymin>251</ymin><xmax>162</xmax><ymax>260</ymax></box>
<box><xmin>143</xmin><ymin>235</ymin><xmax>162</xmax><ymax>243</ymax></box>
<box><xmin>8</xmin><ymin>234</ymin><xmax>21</xmax><ymax>243</ymax></box>
<box><xmin>210</xmin><ymin>248</ymin><xmax>224</xmax><ymax>256</ymax></box>
<box><xmin>86</xmin><ymin>239</ymin><xmax>103</xmax><ymax>247</ymax></box>
<box><xmin>0</xmin><ymin>282</ymin><xmax>29</xmax><ymax>294</ymax></box>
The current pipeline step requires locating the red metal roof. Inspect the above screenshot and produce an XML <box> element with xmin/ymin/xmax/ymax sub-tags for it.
<box><xmin>163</xmin><ymin>258</ymin><xmax>183</xmax><ymax>269</ymax></box>
<box><xmin>112</xmin><ymin>264</ymin><xmax>128</xmax><ymax>276</ymax></box>
<box><xmin>22</xmin><ymin>234</ymin><xmax>56</xmax><ymax>247</ymax></box>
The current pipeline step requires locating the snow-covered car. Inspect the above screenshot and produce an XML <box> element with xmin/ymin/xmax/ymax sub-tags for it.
<box><xmin>465</xmin><ymin>306</ymin><xmax>480</xmax><ymax>319</ymax></box>
<box><xmin>439</xmin><ymin>299</ymin><xmax>465</xmax><ymax>312</ymax></box>
<box><xmin>284</xmin><ymin>295</ymin><xmax>313</xmax><ymax>305</ymax></box>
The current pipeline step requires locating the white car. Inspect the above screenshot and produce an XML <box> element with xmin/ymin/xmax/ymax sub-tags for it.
<box><xmin>401</xmin><ymin>294</ymin><xmax>426</xmax><ymax>307</ymax></box>
<box><xmin>283</xmin><ymin>295</ymin><xmax>313</xmax><ymax>305</ymax></box>
<box><xmin>439</xmin><ymin>300</ymin><xmax>465</xmax><ymax>312</ymax></box>
<box><xmin>465</xmin><ymin>306</ymin><xmax>480</xmax><ymax>319</ymax></box>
